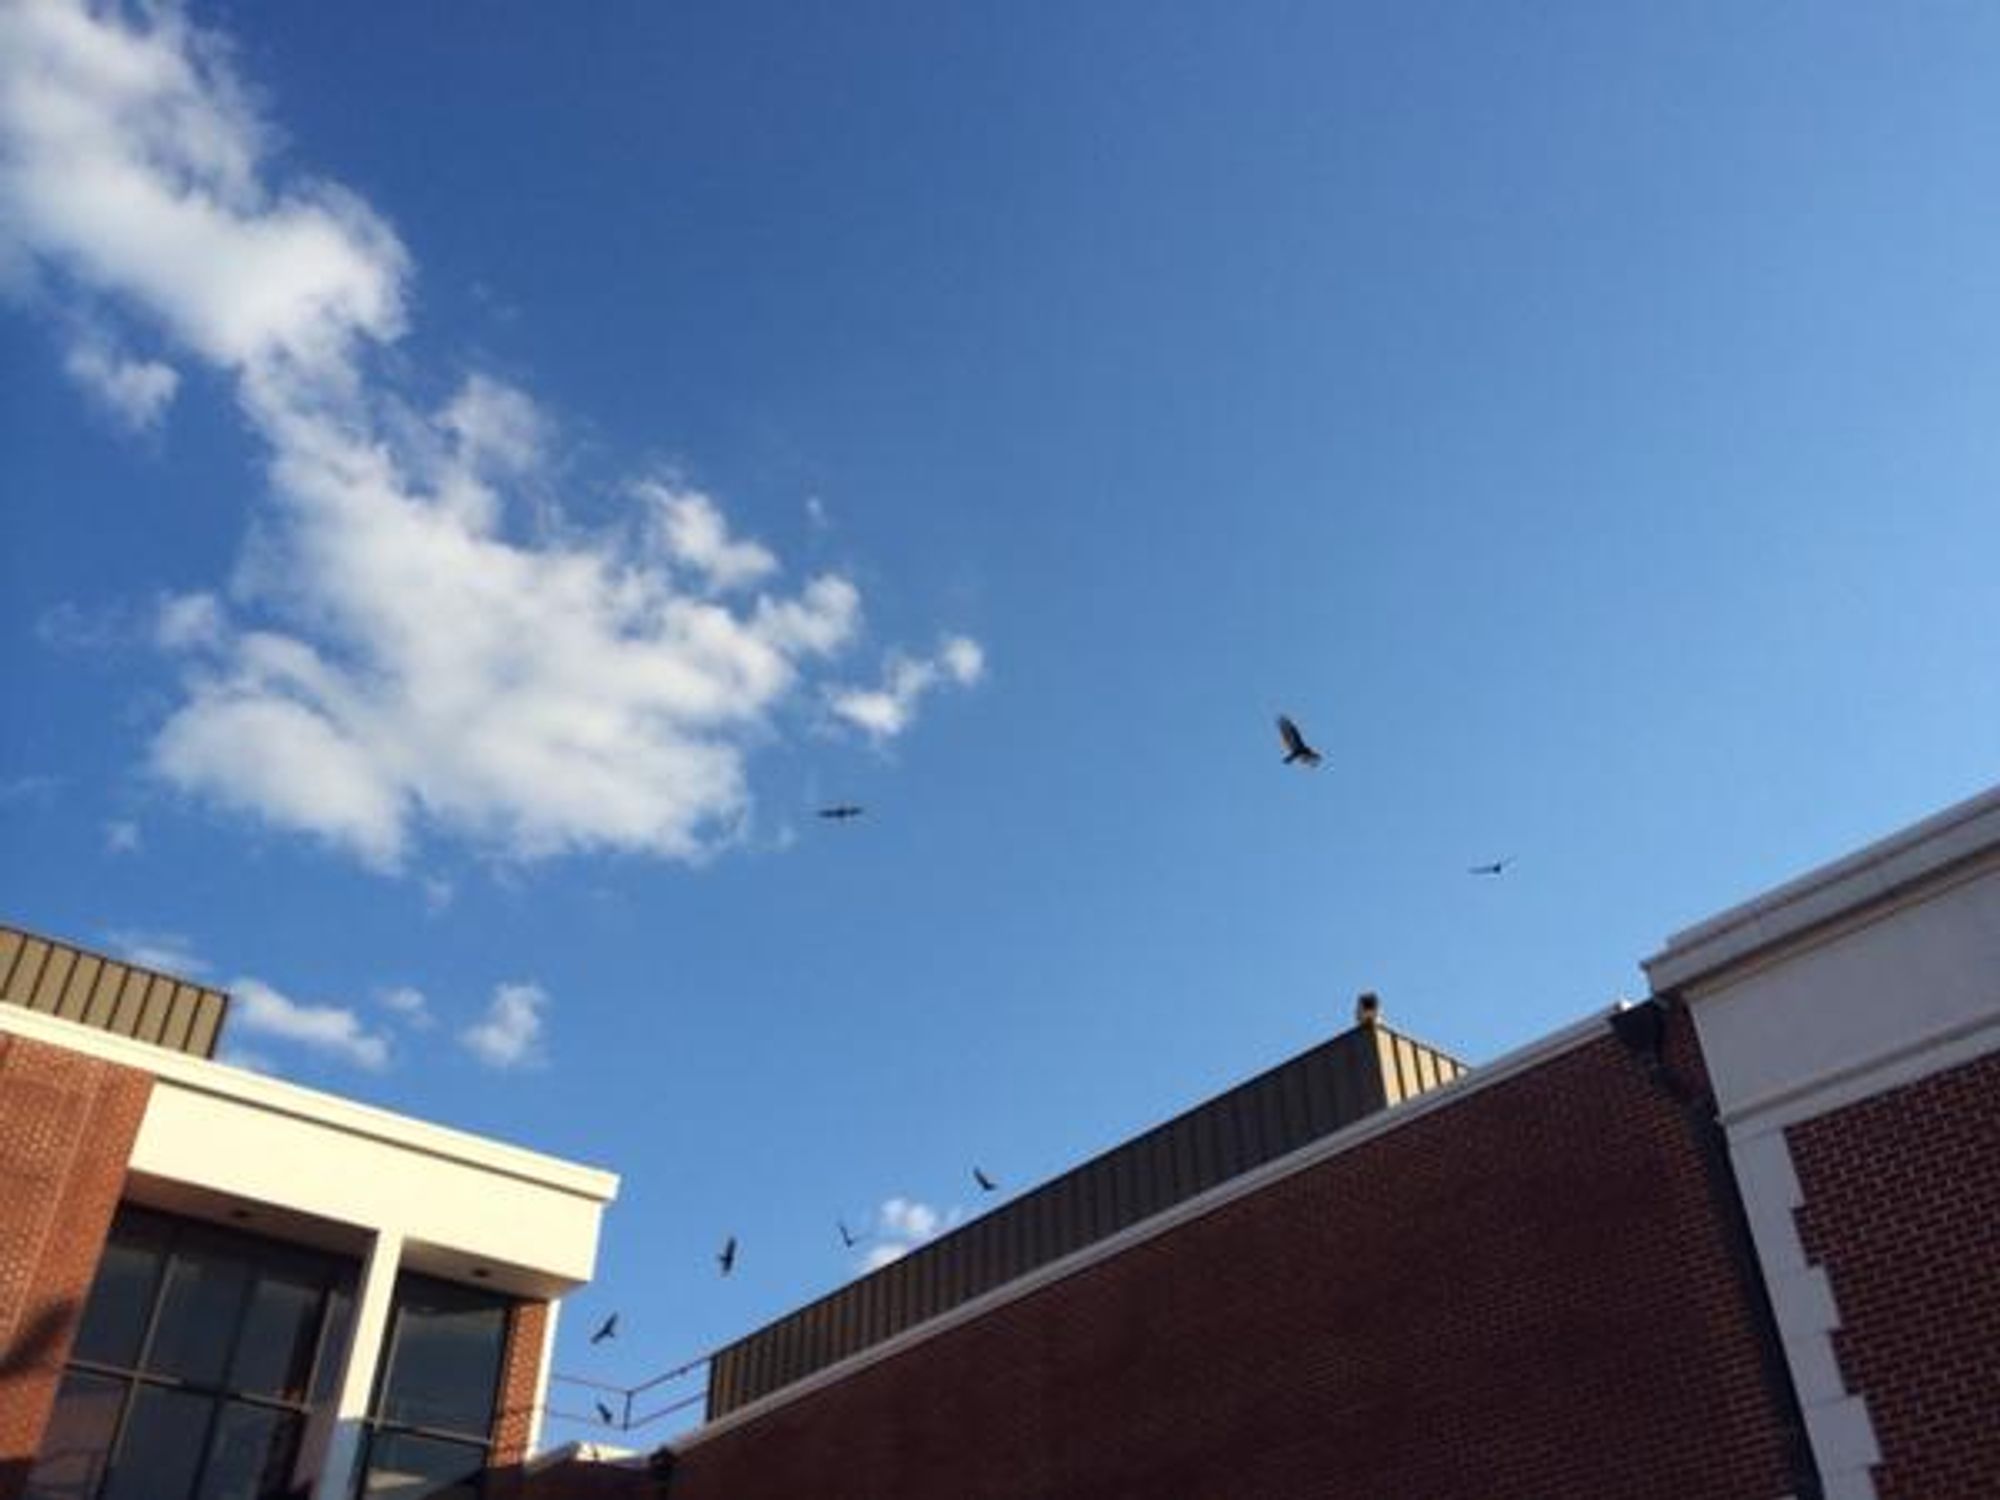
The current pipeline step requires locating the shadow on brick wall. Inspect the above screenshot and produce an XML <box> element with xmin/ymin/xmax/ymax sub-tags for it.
<box><xmin>1</xmin><ymin>1300</ymin><xmax>78</xmax><ymax>1380</ymax></box>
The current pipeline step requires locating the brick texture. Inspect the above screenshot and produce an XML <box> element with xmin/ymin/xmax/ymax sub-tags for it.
<box><xmin>0</xmin><ymin>1033</ymin><xmax>151</xmax><ymax>1496</ymax></box>
<box><xmin>1790</xmin><ymin>1046</ymin><xmax>2000</xmax><ymax>1500</ymax></box>
<box><xmin>665</xmin><ymin>1018</ymin><xmax>1797</xmax><ymax>1500</ymax></box>
<box><xmin>493</xmin><ymin>1300</ymin><xmax>552</xmax><ymax>1466</ymax></box>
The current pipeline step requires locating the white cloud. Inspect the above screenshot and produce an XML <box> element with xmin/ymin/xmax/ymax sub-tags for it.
<box><xmin>858</xmin><ymin>1195</ymin><xmax>961</xmax><ymax>1272</ymax></box>
<box><xmin>460</xmin><ymin>981</ymin><xmax>547</xmax><ymax>1070</ymax></box>
<box><xmin>804</xmin><ymin>494</ymin><xmax>829</xmax><ymax>530</ymax></box>
<box><xmin>103</xmin><ymin>818</ymin><xmax>142</xmax><ymax>853</ymax></box>
<box><xmin>108</xmin><ymin>929</ymin><xmax>208</xmax><ymax>978</ymax></box>
<box><xmin>64</xmin><ymin>336</ymin><xmax>178</xmax><ymax>429</ymax></box>
<box><xmin>643</xmin><ymin>482</ymin><xmax>778</xmax><ymax>592</ymax></box>
<box><xmin>0</xmin><ymin>773</ymin><xmax>65</xmax><ymax>804</ymax></box>
<box><xmin>215</xmin><ymin>1047</ymin><xmax>278</xmax><ymax>1076</ymax></box>
<box><xmin>229</xmin><ymin>975</ymin><xmax>391</xmax><ymax>1071</ymax></box>
<box><xmin>0</xmin><ymin>2</ymin><xmax>978</xmax><ymax>873</ymax></box>
<box><xmin>827</xmin><ymin>635</ymin><xmax>987</xmax><ymax>741</ymax></box>
<box><xmin>155</xmin><ymin>591</ymin><xmax>224</xmax><ymax>650</ymax></box>
<box><xmin>377</xmin><ymin>984</ymin><xmax>433</xmax><ymax>1029</ymax></box>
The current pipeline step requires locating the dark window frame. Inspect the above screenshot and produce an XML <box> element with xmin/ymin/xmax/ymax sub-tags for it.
<box><xmin>354</xmin><ymin>1273</ymin><xmax>514</xmax><ymax>1499</ymax></box>
<box><xmin>29</xmin><ymin>1206</ymin><xmax>357</xmax><ymax>1500</ymax></box>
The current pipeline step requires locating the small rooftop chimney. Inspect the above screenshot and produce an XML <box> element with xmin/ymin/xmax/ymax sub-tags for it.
<box><xmin>1354</xmin><ymin>990</ymin><xmax>1382</xmax><ymax>1028</ymax></box>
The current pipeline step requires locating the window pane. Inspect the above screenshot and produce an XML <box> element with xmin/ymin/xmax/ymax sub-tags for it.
<box><xmin>311</xmin><ymin>1285</ymin><xmax>355</xmax><ymax>1406</ymax></box>
<box><xmin>72</xmin><ymin>1220</ymin><xmax>169</xmax><ymax>1368</ymax></box>
<box><xmin>376</xmin><ymin>1281</ymin><xmax>506</xmax><ymax>1438</ymax></box>
<box><xmin>230</xmin><ymin>1268</ymin><xmax>323</xmax><ymax>1401</ymax></box>
<box><xmin>102</xmin><ymin>1385</ymin><xmax>214</xmax><ymax>1500</ymax></box>
<box><xmin>361</xmin><ymin>1432</ymin><xmax>485</xmax><ymax>1498</ymax></box>
<box><xmin>197</xmin><ymin>1402</ymin><xmax>301</xmax><ymax>1500</ymax></box>
<box><xmin>24</xmin><ymin>1371</ymin><xmax>124</xmax><ymax>1500</ymax></box>
<box><xmin>147</xmin><ymin>1240</ymin><xmax>253</xmax><ymax>1386</ymax></box>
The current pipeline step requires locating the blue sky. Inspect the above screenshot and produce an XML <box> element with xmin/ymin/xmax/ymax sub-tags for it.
<box><xmin>4</xmin><ymin>0</ymin><xmax>1998</xmax><ymax>1436</ymax></box>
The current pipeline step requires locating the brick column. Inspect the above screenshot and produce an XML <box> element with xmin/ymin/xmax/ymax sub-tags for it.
<box><xmin>494</xmin><ymin>1300</ymin><xmax>552</xmax><ymax>1465</ymax></box>
<box><xmin>0</xmin><ymin>1033</ymin><xmax>152</xmax><ymax>1497</ymax></box>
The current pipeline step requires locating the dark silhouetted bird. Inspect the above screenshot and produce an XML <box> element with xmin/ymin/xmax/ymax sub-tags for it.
<box><xmin>717</xmin><ymin>1236</ymin><xmax>738</xmax><ymax>1275</ymax></box>
<box><xmin>817</xmin><ymin>804</ymin><xmax>865</xmax><ymax>820</ymax></box>
<box><xmin>1355</xmin><ymin>991</ymin><xmax>1382</xmax><ymax>1028</ymax></box>
<box><xmin>1468</xmin><ymin>858</ymin><xmax>1512</xmax><ymax>876</ymax></box>
<box><xmin>838</xmin><ymin>1219</ymin><xmax>864</xmax><ymax>1249</ymax></box>
<box><xmin>595</xmin><ymin>1401</ymin><xmax>616</xmax><ymax>1425</ymax></box>
<box><xmin>973</xmin><ymin>1167</ymin><xmax>998</xmax><ymax>1193</ymax></box>
<box><xmin>589</xmin><ymin>1313</ymin><xmax>618</xmax><ymax>1344</ymax></box>
<box><xmin>1276</xmin><ymin>714</ymin><xmax>1323</xmax><ymax>767</ymax></box>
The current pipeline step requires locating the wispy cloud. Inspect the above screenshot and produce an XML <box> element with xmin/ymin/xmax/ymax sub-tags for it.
<box><xmin>101</xmin><ymin>927</ymin><xmax>392</xmax><ymax>1071</ymax></box>
<box><xmin>215</xmin><ymin>1047</ymin><xmax>279</xmax><ymax>1076</ymax></box>
<box><xmin>64</xmin><ymin>334</ymin><xmax>179</xmax><ymax>431</ymax></box>
<box><xmin>460</xmin><ymin>981</ymin><xmax>547</xmax><ymax>1070</ymax></box>
<box><xmin>0</xmin><ymin>773</ymin><xmax>65</xmax><ymax>805</ymax></box>
<box><xmin>103</xmin><ymin>819</ymin><xmax>142</xmax><ymax>854</ymax></box>
<box><xmin>377</xmin><ymin>984</ymin><xmax>434</xmax><ymax>1030</ymax></box>
<box><xmin>857</xmin><ymin>1196</ymin><xmax>962</xmax><ymax>1272</ymax></box>
<box><xmin>107</xmin><ymin>929</ymin><xmax>209</xmax><ymax>979</ymax></box>
<box><xmin>229</xmin><ymin>976</ymin><xmax>392</xmax><ymax>1071</ymax></box>
<box><xmin>0</xmin><ymin>0</ymin><xmax>979</xmax><ymax>873</ymax></box>
<box><xmin>828</xmin><ymin>636</ymin><xmax>986</xmax><ymax>741</ymax></box>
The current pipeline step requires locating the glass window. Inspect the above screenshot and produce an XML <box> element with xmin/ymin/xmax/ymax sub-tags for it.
<box><xmin>197</xmin><ymin>1402</ymin><xmax>301</xmax><ymax>1500</ymax></box>
<box><xmin>101</xmin><ymin>1386</ymin><xmax>212</xmax><ymax>1500</ymax></box>
<box><xmin>311</xmin><ymin>1285</ymin><xmax>355</xmax><ymax>1406</ymax></box>
<box><xmin>230</xmin><ymin>1261</ymin><xmax>325</xmax><ymax>1401</ymax></box>
<box><xmin>374</xmin><ymin>1279</ymin><xmax>506</xmax><ymax>1439</ymax></box>
<box><xmin>148</xmin><ymin>1239</ymin><xmax>253</xmax><ymax>1385</ymax></box>
<box><xmin>359</xmin><ymin>1432</ymin><xmax>485</xmax><ymax>1499</ymax></box>
<box><xmin>35</xmin><ymin>1207</ymin><xmax>357</xmax><ymax>1500</ymax></box>
<box><xmin>71</xmin><ymin>1223</ymin><xmax>168</xmax><ymax>1368</ymax></box>
<box><xmin>23</xmin><ymin>1371</ymin><xmax>124</xmax><ymax>1500</ymax></box>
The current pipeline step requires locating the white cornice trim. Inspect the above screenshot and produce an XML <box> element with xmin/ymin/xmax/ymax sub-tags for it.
<box><xmin>1644</xmin><ymin>784</ymin><xmax>2000</xmax><ymax>995</ymax></box>
<box><xmin>1720</xmin><ymin>1009</ymin><xmax>2000</xmax><ymax>1139</ymax></box>
<box><xmin>0</xmin><ymin>1001</ymin><xmax>617</xmax><ymax>1203</ymax></box>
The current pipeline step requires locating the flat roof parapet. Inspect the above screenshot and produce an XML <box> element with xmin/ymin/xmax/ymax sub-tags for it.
<box><xmin>0</xmin><ymin>921</ymin><xmax>229</xmax><ymax>1059</ymax></box>
<box><xmin>705</xmin><ymin>1016</ymin><xmax>1466</xmax><ymax>1419</ymax></box>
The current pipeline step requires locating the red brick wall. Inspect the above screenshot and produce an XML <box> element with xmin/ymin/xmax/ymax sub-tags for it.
<box><xmin>1789</xmin><ymin>1046</ymin><xmax>2000</xmax><ymax>1500</ymax></box>
<box><xmin>668</xmin><ymin>1019</ymin><xmax>1797</xmax><ymax>1500</ymax></box>
<box><xmin>0</xmin><ymin>1032</ymin><xmax>152</xmax><ymax>1497</ymax></box>
<box><xmin>493</xmin><ymin>1300</ymin><xmax>552</xmax><ymax>1466</ymax></box>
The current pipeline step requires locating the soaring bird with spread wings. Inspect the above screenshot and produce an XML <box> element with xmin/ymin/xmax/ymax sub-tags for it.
<box><xmin>1276</xmin><ymin>714</ymin><xmax>1323</xmax><ymax>767</ymax></box>
<box><xmin>817</xmin><ymin>805</ymin><xmax>865</xmax><ymax>820</ymax></box>
<box><xmin>717</xmin><ymin>1236</ymin><xmax>738</xmax><ymax>1276</ymax></box>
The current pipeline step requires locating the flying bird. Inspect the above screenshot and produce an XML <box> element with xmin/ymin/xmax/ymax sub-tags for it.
<box><xmin>589</xmin><ymin>1313</ymin><xmax>618</xmax><ymax>1344</ymax></box>
<box><xmin>1468</xmin><ymin>858</ymin><xmax>1513</xmax><ymax>876</ymax></box>
<box><xmin>838</xmin><ymin>1218</ymin><xmax>865</xmax><ymax>1249</ymax></box>
<box><xmin>717</xmin><ymin>1235</ymin><xmax>738</xmax><ymax>1276</ymax></box>
<box><xmin>1276</xmin><ymin>714</ymin><xmax>1323</xmax><ymax>767</ymax></box>
<box><xmin>973</xmin><ymin>1167</ymin><xmax>998</xmax><ymax>1193</ymax></box>
<box><xmin>817</xmin><ymin>804</ymin><xmax>865</xmax><ymax>820</ymax></box>
<box><xmin>595</xmin><ymin>1401</ymin><xmax>616</xmax><ymax>1426</ymax></box>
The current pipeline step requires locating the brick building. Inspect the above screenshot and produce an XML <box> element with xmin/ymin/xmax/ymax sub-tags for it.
<box><xmin>0</xmin><ymin>924</ymin><xmax>617</xmax><ymax>1500</ymax></box>
<box><xmin>5</xmin><ymin>784</ymin><xmax>1995</xmax><ymax>1499</ymax></box>
<box><xmin>531</xmin><ymin>785</ymin><xmax>1999</xmax><ymax>1500</ymax></box>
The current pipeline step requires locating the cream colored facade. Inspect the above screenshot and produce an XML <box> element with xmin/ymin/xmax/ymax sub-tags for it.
<box><xmin>0</xmin><ymin>1001</ymin><xmax>618</xmax><ymax>1500</ymax></box>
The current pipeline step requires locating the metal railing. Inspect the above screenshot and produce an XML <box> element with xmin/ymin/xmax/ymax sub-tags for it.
<box><xmin>545</xmin><ymin>1353</ymin><xmax>710</xmax><ymax>1440</ymax></box>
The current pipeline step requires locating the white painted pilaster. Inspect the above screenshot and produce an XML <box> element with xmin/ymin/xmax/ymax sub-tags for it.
<box><xmin>1727</xmin><ymin>1125</ymin><xmax>1879</xmax><ymax>1500</ymax></box>
<box><xmin>312</xmin><ymin>1228</ymin><xmax>404</xmax><ymax>1500</ymax></box>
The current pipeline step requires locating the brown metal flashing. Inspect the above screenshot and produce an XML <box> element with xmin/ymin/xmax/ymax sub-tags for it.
<box><xmin>0</xmin><ymin>920</ymin><xmax>230</xmax><ymax>1060</ymax></box>
<box><xmin>705</xmin><ymin>1018</ymin><xmax>1466</xmax><ymax>1418</ymax></box>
